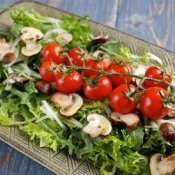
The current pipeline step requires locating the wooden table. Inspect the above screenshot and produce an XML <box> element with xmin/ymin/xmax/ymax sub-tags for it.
<box><xmin>0</xmin><ymin>0</ymin><xmax>175</xmax><ymax>174</ymax></box>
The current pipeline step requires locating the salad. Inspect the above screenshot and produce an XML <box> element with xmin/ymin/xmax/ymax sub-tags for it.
<box><xmin>0</xmin><ymin>8</ymin><xmax>175</xmax><ymax>175</ymax></box>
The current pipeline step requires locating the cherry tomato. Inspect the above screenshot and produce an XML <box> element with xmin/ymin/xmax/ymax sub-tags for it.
<box><xmin>83</xmin><ymin>76</ymin><xmax>112</xmax><ymax>100</ymax></box>
<box><xmin>108</xmin><ymin>62</ymin><xmax>133</xmax><ymax>86</ymax></box>
<box><xmin>55</xmin><ymin>71</ymin><xmax>83</xmax><ymax>93</ymax></box>
<box><xmin>110</xmin><ymin>84</ymin><xmax>138</xmax><ymax>114</ymax></box>
<box><xmin>42</xmin><ymin>43</ymin><xmax>65</xmax><ymax>64</ymax></box>
<box><xmin>83</xmin><ymin>60</ymin><xmax>103</xmax><ymax>78</ymax></box>
<box><xmin>39</xmin><ymin>61</ymin><xmax>56</xmax><ymax>82</ymax></box>
<box><xmin>67</xmin><ymin>48</ymin><xmax>83</xmax><ymax>66</ymax></box>
<box><xmin>143</xmin><ymin>66</ymin><xmax>172</xmax><ymax>89</ymax></box>
<box><xmin>140</xmin><ymin>87</ymin><xmax>169</xmax><ymax>120</ymax></box>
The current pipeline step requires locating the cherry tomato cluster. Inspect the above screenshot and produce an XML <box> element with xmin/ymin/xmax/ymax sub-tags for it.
<box><xmin>39</xmin><ymin>43</ymin><xmax>173</xmax><ymax>120</ymax></box>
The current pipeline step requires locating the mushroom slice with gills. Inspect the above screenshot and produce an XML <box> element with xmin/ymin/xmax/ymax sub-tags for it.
<box><xmin>21</xmin><ymin>27</ymin><xmax>43</xmax><ymax>56</ymax></box>
<box><xmin>21</xmin><ymin>39</ymin><xmax>42</xmax><ymax>57</ymax></box>
<box><xmin>51</xmin><ymin>92</ymin><xmax>74</xmax><ymax>109</ymax></box>
<box><xmin>55</xmin><ymin>33</ymin><xmax>73</xmax><ymax>44</ymax></box>
<box><xmin>51</xmin><ymin>92</ymin><xmax>83</xmax><ymax>117</ymax></box>
<box><xmin>150</xmin><ymin>153</ymin><xmax>175</xmax><ymax>175</ymax></box>
<box><xmin>82</xmin><ymin>113</ymin><xmax>112</xmax><ymax>138</ymax></box>
<box><xmin>21</xmin><ymin>27</ymin><xmax>43</xmax><ymax>41</ymax></box>
<box><xmin>109</xmin><ymin>112</ymin><xmax>140</xmax><ymax>129</ymax></box>
<box><xmin>0</xmin><ymin>38</ymin><xmax>16</xmax><ymax>63</ymax></box>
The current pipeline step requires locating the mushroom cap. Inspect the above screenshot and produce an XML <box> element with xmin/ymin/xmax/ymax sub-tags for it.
<box><xmin>159</xmin><ymin>122</ymin><xmax>175</xmax><ymax>141</ymax></box>
<box><xmin>0</xmin><ymin>38</ymin><xmax>15</xmax><ymax>62</ymax></box>
<box><xmin>150</xmin><ymin>153</ymin><xmax>164</xmax><ymax>175</ymax></box>
<box><xmin>21</xmin><ymin>27</ymin><xmax>43</xmax><ymax>41</ymax></box>
<box><xmin>110</xmin><ymin>112</ymin><xmax>140</xmax><ymax>129</ymax></box>
<box><xmin>51</xmin><ymin>92</ymin><xmax>83</xmax><ymax>117</ymax></box>
<box><xmin>60</xmin><ymin>93</ymin><xmax>83</xmax><ymax>117</ymax></box>
<box><xmin>150</xmin><ymin>153</ymin><xmax>175</xmax><ymax>175</ymax></box>
<box><xmin>86</xmin><ymin>113</ymin><xmax>112</xmax><ymax>136</ymax></box>
<box><xmin>51</xmin><ymin>92</ymin><xmax>73</xmax><ymax>109</ymax></box>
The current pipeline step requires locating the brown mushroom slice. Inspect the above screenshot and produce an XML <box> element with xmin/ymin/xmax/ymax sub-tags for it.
<box><xmin>92</xmin><ymin>34</ymin><xmax>109</xmax><ymax>45</ymax></box>
<box><xmin>82</xmin><ymin>113</ymin><xmax>112</xmax><ymax>138</ymax></box>
<box><xmin>51</xmin><ymin>92</ymin><xmax>83</xmax><ymax>117</ymax></box>
<box><xmin>159</xmin><ymin>122</ymin><xmax>175</xmax><ymax>141</ymax></box>
<box><xmin>55</xmin><ymin>33</ymin><xmax>73</xmax><ymax>44</ymax></box>
<box><xmin>51</xmin><ymin>92</ymin><xmax>74</xmax><ymax>109</ymax></box>
<box><xmin>0</xmin><ymin>38</ymin><xmax>16</xmax><ymax>63</ymax></box>
<box><xmin>150</xmin><ymin>153</ymin><xmax>175</xmax><ymax>175</ymax></box>
<box><xmin>109</xmin><ymin>112</ymin><xmax>140</xmax><ymax>129</ymax></box>
<box><xmin>60</xmin><ymin>93</ymin><xmax>83</xmax><ymax>117</ymax></box>
<box><xmin>35</xmin><ymin>80</ymin><xmax>52</xmax><ymax>94</ymax></box>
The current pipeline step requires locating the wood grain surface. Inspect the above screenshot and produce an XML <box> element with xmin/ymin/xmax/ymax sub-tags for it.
<box><xmin>0</xmin><ymin>0</ymin><xmax>175</xmax><ymax>175</ymax></box>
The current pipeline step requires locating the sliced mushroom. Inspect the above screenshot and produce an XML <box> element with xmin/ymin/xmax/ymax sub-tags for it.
<box><xmin>51</xmin><ymin>92</ymin><xmax>83</xmax><ymax>117</ymax></box>
<box><xmin>109</xmin><ymin>112</ymin><xmax>140</xmax><ymax>129</ymax></box>
<box><xmin>51</xmin><ymin>92</ymin><xmax>74</xmax><ymax>109</ymax></box>
<box><xmin>55</xmin><ymin>32</ymin><xmax>73</xmax><ymax>44</ymax></box>
<box><xmin>21</xmin><ymin>27</ymin><xmax>43</xmax><ymax>56</ymax></box>
<box><xmin>168</xmin><ymin>110</ymin><xmax>175</xmax><ymax>118</ymax></box>
<box><xmin>21</xmin><ymin>27</ymin><xmax>43</xmax><ymax>41</ymax></box>
<box><xmin>0</xmin><ymin>38</ymin><xmax>16</xmax><ymax>63</ymax></box>
<box><xmin>159</xmin><ymin>122</ymin><xmax>175</xmax><ymax>141</ymax></box>
<box><xmin>21</xmin><ymin>41</ymin><xmax>42</xmax><ymax>57</ymax></box>
<box><xmin>35</xmin><ymin>80</ymin><xmax>52</xmax><ymax>94</ymax></box>
<box><xmin>82</xmin><ymin>113</ymin><xmax>112</xmax><ymax>138</ymax></box>
<box><xmin>150</xmin><ymin>153</ymin><xmax>175</xmax><ymax>175</ymax></box>
<box><xmin>92</xmin><ymin>34</ymin><xmax>109</xmax><ymax>45</ymax></box>
<box><xmin>8</xmin><ymin>73</ymin><xmax>28</xmax><ymax>83</ymax></box>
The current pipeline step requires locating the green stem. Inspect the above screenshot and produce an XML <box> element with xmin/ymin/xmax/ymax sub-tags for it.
<box><xmin>64</xmin><ymin>65</ymin><xmax>174</xmax><ymax>88</ymax></box>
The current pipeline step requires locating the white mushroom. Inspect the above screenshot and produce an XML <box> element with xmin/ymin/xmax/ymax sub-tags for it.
<box><xmin>51</xmin><ymin>92</ymin><xmax>83</xmax><ymax>117</ymax></box>
<box><xmin>0</xmin><ymin>38</ymin><xmax>16</xmax><ymax>63</ymax></box>
<box><xmin>109</xmin><ymin>112</ymin><xmax>140</xmax><ymax>129</ymax></box>
<box><xmin>21</xmin><ymin>27</ymin><xmax>43</xmax><ymax>56</ymax></box>
<box><xmin>150</xmin><ymin>153</ymin><xmax>175</xmax><ymax>175</ymax></box>
<box><xmin>82</xmin><ymin>113</ymin><xmax>112</xmax><ymax>138</ymax></box>
<box><xmin>55</xmin><ymin>32</ymin><xmax>73</xmax><ymax>44</ymax></box>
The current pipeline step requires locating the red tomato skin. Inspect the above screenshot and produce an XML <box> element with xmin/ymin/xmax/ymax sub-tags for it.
<box><xmin>140</xmin><ymin>87</ymin><xmax>169</xmax><ymax>120</ymax></box>
<box><xmin>83</xmin><ymin>76</ymin><xmax>112</xmax><ymax>100</ymax></box>
<box><xmin>42</xmin><ymin>43</ymin><xmax>65</xmax><ymax>64</ymax></box>
<box><xmin>110</xmin><ymin>84</ymin><xmax>138</xmax><ymax>114</ymax></box>
<box><xmin>68</xmin><ymin>48</ymin><xmax>83</xmax><ymax>66</ymax></box>
<box><xmin>83</xmin><ymin>60</ymin><xmax>102</xmax><ymax>78</ymax></box>
<box><xmin>39</xmin><ymin>61</ymin><xmax>56</xmax><ymax>82</ymax></box>
<box><xmin>108</xmin><ymin>62</ymin><xmax>133</xmax><ymax>86</ymax></box>
<box><xmin>143</xmin><ymin>66</ymin><xmax>172</xmax><ymax>89</ymax></box>
<box><xmin>55</xmin><ymin>71</ymin><xmax>83</xmax><ymax>93</ymax></box>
